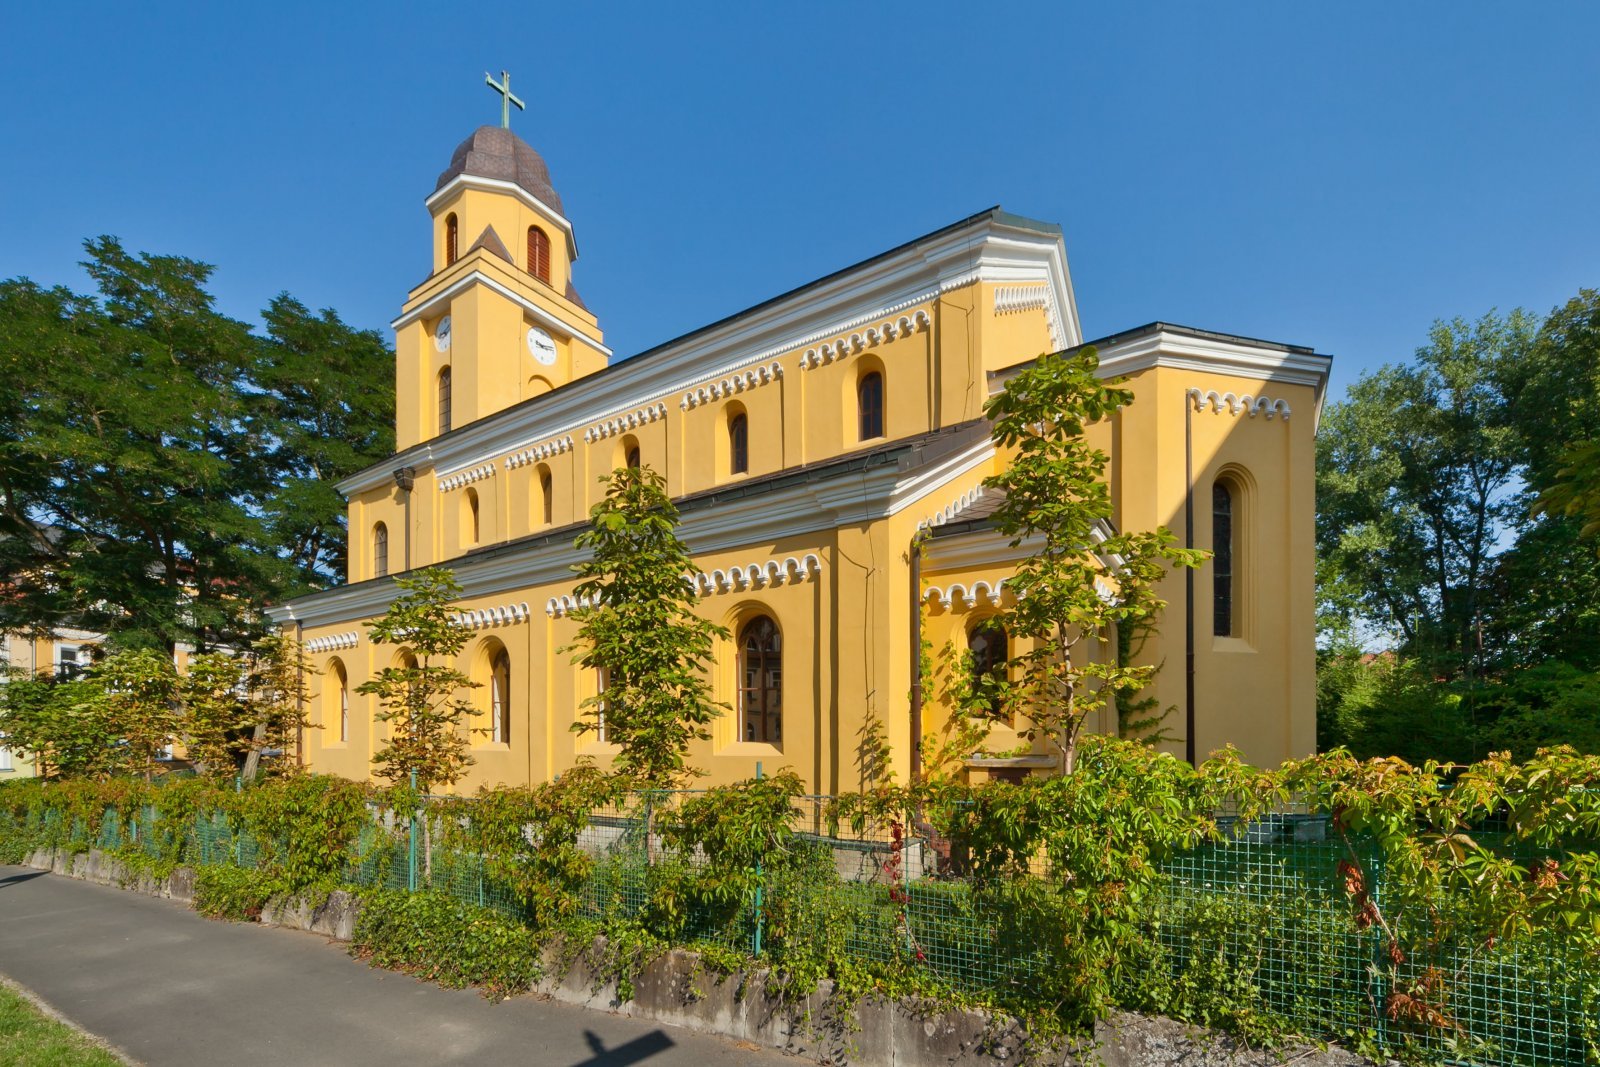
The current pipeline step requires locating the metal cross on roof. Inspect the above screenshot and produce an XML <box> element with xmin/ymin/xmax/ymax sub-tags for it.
<box><xmin>485</xmin><ymin>70</ymin><xmax>525</xmax><ymax>130</ymax></box>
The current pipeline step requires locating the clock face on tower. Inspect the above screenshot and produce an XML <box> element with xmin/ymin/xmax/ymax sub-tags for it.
<box><xmin>526</xmin><ymin>326</ymin><xmax>557</xmax><ymax>366</ymax></box>
<box><xmin>434</xmin><ymin>316</ymin><xmax>452</xmax><ymax>353</ymax></box>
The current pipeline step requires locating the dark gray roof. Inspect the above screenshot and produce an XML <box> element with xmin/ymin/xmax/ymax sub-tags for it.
<box><xmin>437</xmin><ymin>126</ymin><xmax>565</xmax><ymax>217</ymax></box>
<box><xmin>465</xmin><ymin>225</ymin><xmax>513</xmax><ymax>264</ymax></box>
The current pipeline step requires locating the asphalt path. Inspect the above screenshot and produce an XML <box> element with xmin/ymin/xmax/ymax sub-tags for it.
<box><xmin>0</xmin><ymin>865</ymin><xmax>795</xmax><ymax>1066</ymax></box>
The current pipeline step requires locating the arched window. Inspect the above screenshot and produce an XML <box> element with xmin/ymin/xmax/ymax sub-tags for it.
<box><xmin>437</xmin><ymin>366</ymin><xmax>453</xmax><ymax>435</ymax></box>
<box><xmin>858</xmin><ymin>371</ymin><xmax>885</xmax><ymax>441</ymax></box>
<box><xmin>372</xmin><ymin>523</ymin><xmax>389</xmax><ymax>579</ymax></box>
<box><xmin>626</xmin><ymin>445</ymin><xmax>641</xmax><ymax>470</ymax></box>
<box><xmin>527</xmin><ymin>226</ymin><xmax>551</xmax><ymax>284</ymax></box>
<box><xmin>729</xmin><ymin>412</ymin><xmax>749</xmax><ymax>475</ymax></box>
<box><xmin>1213</xmin><ymin>481</ymin><xmax>1235</xmax><ymax>637</ymax></box>
<box><xmin>464</xmin><ymin>487</ymin><xmax>480</xmax><ymax>545</ymax></box>
<box><xmin>967</xmin><ymin>619</ymin><xmax>1009</xmax><ymax>722</ymax></box>
<box><xmin>490</xmin><ymin>648</ymin><xmax>511</xmax><ymax>744</ymax></box>
<box><xmin>538</xmin><ymin>467</ymin><xmax>553</xmax><ymax>526</ymax></box>
<box><xmin>738</xmin><ymin>616</ymin><xmax>783</xmax><ymax>744</ymax></box>
<box><xmin>445</xmin><ymin>214</ymin><xmax>459</xmax><ymax>266</ymax></box>
<box><xmin>329</xmin><ymin>660</ymin><xmax>349</xmax><ymax>742</ymax></box>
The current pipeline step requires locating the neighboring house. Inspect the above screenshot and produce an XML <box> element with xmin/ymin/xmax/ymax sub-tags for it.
<box><xmin>1</xmin><ymin>628</ymin><xmax>105</xmax><ymax>780</ymax></box>
<box><xmin>267</xmin><ymin>124</ymin><xmax>1331</xmax><ymax>793</ymax></box>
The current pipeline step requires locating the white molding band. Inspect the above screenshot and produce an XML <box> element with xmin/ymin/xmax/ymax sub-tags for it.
<box><xmin>450</xmin><ymin>602</ymin><xmax>533</xmax><ymax>630</ymax></box>
<box><xmin>439</xmin><ymin>464</ymin><xmax>497</xmax><ymax>493</ymax></box>
<box><xmin>505</xmin><ymin>435</ymin><xmax>574</xmax><ymax>470</ymax></box>
<box><xmin>584</xmin><ymin>403</ymin><xmax>669</xmax><ymax>443</ymax></box>
<box><xmin>923</xmin><ymin>579</ymin><xmax>1010</xmax><ymax>611</ymax></box>
<box><xmin>546</xmin><ymin>554</ymin><xmax>824</xmax><ymax>618</ymax></box>
<box><xmin>681</xmin><ymin>362</ymin><xmax>784</xmax><ymax>410</ymax></box>
<box><xmin>1187</xmin><ymin>387</ymin><xmax>1291</xmax><ymax>420</ymax></box>
<box><xmin>800</xmin><ymin>310</ymin><xmax>930</xmax><ymax>370</ymax></box>
<box><xmin>917</xmin><ymin>485</ymin><xmax>988</xmax><ymax>533</ymax></box>
<box><xmin>306</xmin><ymin>632</ymin><xmax>360</xmax><ymax>653</ymax></box>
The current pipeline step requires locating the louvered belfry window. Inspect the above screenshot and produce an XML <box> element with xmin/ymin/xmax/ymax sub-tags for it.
<box><xmin>445</xmin><ymin>214</ymin><xmax>459</xmax><ymax>266</ymax></box>
<box><xmin>527</xmin><ymin>226</ymin><xmax>551</xmax><ymax>284</ymax></box>
<box><xmin>438</xmin><ymin>367</ymin><xmax>453</xmax><ymax>435</ymax></box>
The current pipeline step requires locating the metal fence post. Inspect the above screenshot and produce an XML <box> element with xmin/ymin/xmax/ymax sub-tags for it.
<box><xmin>1369</xmin><ymin>843</ymin><xmax>1388</xmax><ymax>1054</ymax></box>
<box><xmin>408</xmin><ymin>769</ymin><xmax>419</xmax><ymax>893</ymax></box>
<box><xmin>753</xmin><ymin>762</ymin><xmax>764</xmax><ymax>958</ymax></box>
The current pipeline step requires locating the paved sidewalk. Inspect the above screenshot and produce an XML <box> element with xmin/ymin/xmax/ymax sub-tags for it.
<box><xmin>0</xmin><ymin>865</ymin><xmax>796</xmax><ymax>1066</ymax></box>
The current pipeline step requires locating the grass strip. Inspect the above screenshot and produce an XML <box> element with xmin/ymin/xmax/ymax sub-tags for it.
<box><xmin>0</xmin><ymin>976</ymin><xmax>131</xmax><ymax>1067</ymax></box>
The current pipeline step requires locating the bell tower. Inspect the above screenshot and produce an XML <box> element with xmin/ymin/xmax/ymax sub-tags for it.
<box><xmin>391</xmin><ymin>114</ymin><xmax>609</xmax><ymax>451</ymax></box>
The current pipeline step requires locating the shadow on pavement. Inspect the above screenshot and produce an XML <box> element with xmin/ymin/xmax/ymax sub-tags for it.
<box><xmin>0</xmin><ymin>870</ymin><xmax>48</xmax><ymax>890</ymax></box>
<box><xmin>571</xmin><ymin>1028</ymin><xmax>676</xmax><ymax>1065</ymax></box>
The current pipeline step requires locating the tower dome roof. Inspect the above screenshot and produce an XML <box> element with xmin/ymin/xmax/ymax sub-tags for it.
<box><xmin>435</xmin><ymin>126</ymin><xmax>565</xmax><ymax>217</ymax></box>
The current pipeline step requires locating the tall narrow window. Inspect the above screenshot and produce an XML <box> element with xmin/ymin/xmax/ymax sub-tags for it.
<box><xmin>738</xmin><ymin>616</ymin><xmax>783</xmax><ymax>744</ymax></box>
<box><xmin>372</xmin><ymin>522</ymin><xmax>389</xmax><ymax>578</ymax></box>
<box><xmin>858</xmin><ymin>372</ymin><xmax>885</xmax><ymax>440</ymax></box>
<box><xmin>967</xmin><ymin>619</ymin><xmax>1010</xmax><ymax>722</ymax></box>
<box><xmin>729</xmin><ymin>413</ymin><xmax>749</xmax><ymax>475</ymax></box>
<box><xmin>464</xmin><ymin>487</ymin><xmax>480</xmax><ymax>545</ymax></box>
<box><xmin>445</xmin><ymin>214</ymin><xmax>459</xmax><ymax>266</ymax></box>
<box><xmin>438</xmin><ymin>367</ymin><xmax>453</xmax><ymax>435</ymax></box>
<box><xmin>626</xmin><ymin>445</ymin><xmax>641</xmax><ymax>470</ymax></box>
<box><xmin>527</xmin><ymin>226</ymin><xmax>551</xmax><ymax>284</ymax></box>
<box><xmin>539</xmin><ymin>468</ymin><xmax>553</xmax><ymax>526</ymax></box>
<box><xmin>329</xmin><ymin>660</ymin><xmax>349</xmax><ymax>742</ymax></box>
<box><xmin>595</xmin><ymin>667</ymin><xmax>609</xmax><ymax>743</ymax></box>
<box><xmin>1213</xmin><ymin>482</ymin><xmax>1235</xmax><ymax>637</ymax></box>
<box><xmin>490</xmin><ymin>649</ymin><xmax>511</xmax><ymax>744</ymax></box>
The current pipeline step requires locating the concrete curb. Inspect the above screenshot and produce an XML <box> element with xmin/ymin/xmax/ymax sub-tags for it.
<box><xmin>24</xmin><ymin>849</ymin><xmax>1375</xmax><ymax>1066</ymax></box>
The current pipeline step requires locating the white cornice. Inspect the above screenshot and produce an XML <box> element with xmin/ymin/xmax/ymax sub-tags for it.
<box><xmin>391</xmin><ymin>270</ymin><xmax>610</xmax><ymax>358</ymax></box>
<box><xmin>339</xmin><ymin>215</ymin><xmax>1073</xmax><ymax>498</ymax></box>
<box><xmin>425</xmin><ymin>174</ymin><xmax>576</xmax><ymax>256</ymax></box>
<box><xmin>279</xmin><ymin>437</ymin><xmax>995</xmax><ymax>630</ymax></box>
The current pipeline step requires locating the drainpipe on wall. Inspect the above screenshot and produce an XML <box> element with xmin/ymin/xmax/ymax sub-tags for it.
<box><xmin>1184</xmin><ymin>398</ymin><xmax>1197</xmax><ymax>766</ymax></box>
<box><xmin>909</xmin><ymin>535</ymin><xmax>923</xmax><ymax>786</ymax></box>
<box><xmin>393</xmin><ymin>467</ymin><xmax>416</xmax><ymax>572</ymax></box>
<box><xmin>295</xmin><ymin>620</ymin><xmax>305</xmax><ymax>769</ymax></box>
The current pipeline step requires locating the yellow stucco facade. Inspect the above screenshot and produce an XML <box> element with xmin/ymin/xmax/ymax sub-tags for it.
<box><xmin>267</xmin><ymin>126</ymin><xmax>1331</xmax><ymax>793</ymax></box>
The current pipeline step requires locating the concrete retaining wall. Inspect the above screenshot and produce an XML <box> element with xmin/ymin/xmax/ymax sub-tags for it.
<box><xmin>23</xmin><ymin>849</ymin><xmax>1373</xmax><ymax>1066</ymax></box>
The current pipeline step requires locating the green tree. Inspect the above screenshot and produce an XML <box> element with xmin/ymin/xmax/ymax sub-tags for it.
<box><xmin>981</xmin><ymin>348</ymin><xmax>1204</xmax><ymax>774</ymax></box>
<box><xmin>358</xmin><ymin>567</ymin><xmax>478</xmax><ymax>793</ymax></box>
<box><xmin>1316</xmin><ymin>311</ymin><xmax>1535</xmax><ymax>677</ymax></box>
<box><xmin>89</xmin><ymin>648</ymin><xmax>183</xmax><ymax>782</ymax></box>
<box><xmin>566</xmin><ymin>465</ymin><xmax>728</xmax><ymax>787</ymax></box>
<box><xmin>0</xmin><ymin>671</ymin><xmax>114</xmax><ymax>780</ymax></box>
<box><xmin>180</xmin><ymin>652</ymin><xmax>251</xmax><ymax>779</ymax></box>
<box><xmin>0</xmin><ymin>240</ymin><xmax>394</xmax><ymax>652</ymax></box>
<box><xmin>240</xmin><ymin>634</ymin><xmax>315</xmax><ymax>781</ymax></box>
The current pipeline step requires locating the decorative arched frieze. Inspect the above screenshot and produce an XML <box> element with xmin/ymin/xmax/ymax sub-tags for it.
<box><xmin>917</xmin><ymin>486</ymin><xmax>988</xmax><ymax>532</ymax></box>
<box><xmin>449</xmin><ymin>602</ymin><xmax>533</xmax><ymax>630</ymax></box>
<box><xmin>687</xmin><ymin>553</ymin><xmax>822</xmax><ymax>597</ymax></box>
<box><xmin>438</xmin><ymin>464</ymin><xmax>498</xmax><ymax>493</ymax></box>
<box><xmin>506</xmin><ymin>435</ymin><xmax>574</xmax><ymax>470</ymax></box>
<box><xmin>1187</xmin><ymin>388</ymin><xmax>1291</xmax><ymax>421</ymax></box>
<box><xmin>680</xmin><ymin>361</ymin><xmax>784</xmax><ymax>410</ymax></box>
<box><xmin>994</xmin><ymin>284</ymin><xmax>1048</xmax><ymax>316</ymax></box>
<box><xmin>800</xmin><ymin>309</ymin><xmax>931</xmax><ymax>370</ymax></box>
<box><xmin>584</xmin><ymin>403</ymin><xmax>668</xmax><ymax>443</ymax></box>
<box><xmin>922</xmin><ymin>579</ymin><xmax>1009</xmax><ymax>612</ymax></box>
<box><xmin>545</xmin><ymin>592</ymin><xmax>598</xmax><ymax>619</ymax></box>
<box><xmin>306</xmin><ymin>631</ymin><xmax>360</xmax><ymax>653</ymax></box>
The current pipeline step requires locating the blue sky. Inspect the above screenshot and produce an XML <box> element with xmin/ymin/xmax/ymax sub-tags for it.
<box><xmin>4</xmin><ymin>2</ymin><xmax>1596</xmax><ymax>402</ymax></box>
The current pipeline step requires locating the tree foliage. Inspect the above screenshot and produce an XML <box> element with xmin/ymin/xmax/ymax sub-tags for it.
<box><xmin>358</xmin><ymin>567</ymin><xmax>478</xmax><ymax>793</ymax></box>
<box><xmin>981</xmin><ymin>347</ymin><xmax>1204</xmax><ymax>773</ymax></box>
<box><xmin>0</xmin><ymin>238</ymin><xmax>393</xmax><ymax>653</ymax></box>
<box><xmin>565</xmin><ymin>465</ymin><xmax>728</xmax><ymax>787</ymax></box>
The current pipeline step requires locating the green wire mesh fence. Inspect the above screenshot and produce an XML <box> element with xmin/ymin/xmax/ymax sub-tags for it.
<box><xmin>3</xmin><ymin>792</ymin><xmax>1594</xmax><ymax>1066</ymax></box>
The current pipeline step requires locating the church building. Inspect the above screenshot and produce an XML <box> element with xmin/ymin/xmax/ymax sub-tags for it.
<box><xmin>265</xmin><ymin>121</ymin><xmax>1330</xmax><ymax>793</ymax></box>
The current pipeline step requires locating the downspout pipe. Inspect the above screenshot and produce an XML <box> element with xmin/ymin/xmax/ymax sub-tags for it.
<box><xmin>394</xmin><ymin>467</ymin><xmax>416</xmax><ymax>571</ymax></box>
<box><xmin>1184</xmin><ymin>399</ymin><xmax>1197</xmax><ymax>766</ymax></box>
<box><xmin>909</xmin><ymin>534</ymin><xmax>923</xmax><ymax>786</ymax></box>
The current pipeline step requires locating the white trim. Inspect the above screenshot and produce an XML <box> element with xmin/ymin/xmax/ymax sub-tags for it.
<box><xmin>451</xmin><ymin>602</ymin><xmax>533</xmax><ymax>630</ymax></box>
<box><xmin>391</xmin><ymin>270</ymin><xmax>610</xmax><ymax>359</ymax></box>
<box><xmin>306</xmin><ymin>632</ymin><xmax>360</xmax><ymax>654</ymax></box>
<box><xmin>425</xmin><ymin>174</ymin><xmax>574</xmax><ymax>248</ymax></box>
<box><xmin>1187</xmin><ymin>388</ymin><xmax>1291</xmax><ymax>420</ymax></box>
<box><xmin>340</xmin><ymin>214</ymin><xmax>1074</xmax><ymax>497</ymax></box>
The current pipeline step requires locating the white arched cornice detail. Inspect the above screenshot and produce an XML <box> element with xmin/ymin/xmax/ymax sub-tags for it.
<box><xmin>448</xmin><ymin>602</ymin><xmax>532</xmax><ymax>631</ymax></box>
<box><xmin>800</xmin><ymin>309</ymin><xmax>931</xmax><ymax>370</ymax></box>
<box><xmin>917</xmin><ymin>485</ymin><xmax>988</xmax><ymax>532</ymax></box>
<box><xmin>306</xmin><ymin>631</ymin><xmax>361</xmax><ymax>653</ymax></box>
<box><xmin>505</xmin><ymin>435</ymin><xmax>574</xmax><ymax>470</ymax></box>
<box><xmin>438</xmin><ymin>463</ymin><xmax>498</xmax><ymax>493</ymax></box>
<box><xmin>1187</xmin><ymin>387</ymin><xmax>1291</xmax><ymax>421</ymax></box>
<box><xmin>921</xmin><ymin>579</ymin><xmax>1009</xmax><ymax>613</ymax></box>
<box><xmin>583</xmin><ymin>403</ymin><xmax>668</xmax><ymax>443</ymax></box>
<box><xmin>679</xmin><ymin>361</ymin><xmax>784</xmax><ymax>411</ymax></box>
<box><xmin>547</xmin><ymin>554</ymin><xmax>823</xmax><ymax>617</ymax></box>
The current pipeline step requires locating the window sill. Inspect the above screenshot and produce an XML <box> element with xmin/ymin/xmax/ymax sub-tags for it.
<box><xmin>1210</xmin><ymin>636</ymin><xmax>1256</xmax><ymax>654</ymax></box>
<box><xmin>718</xmin><ymin>741</ymin><xmax>785</xmax><ymax>758</ymax></box>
